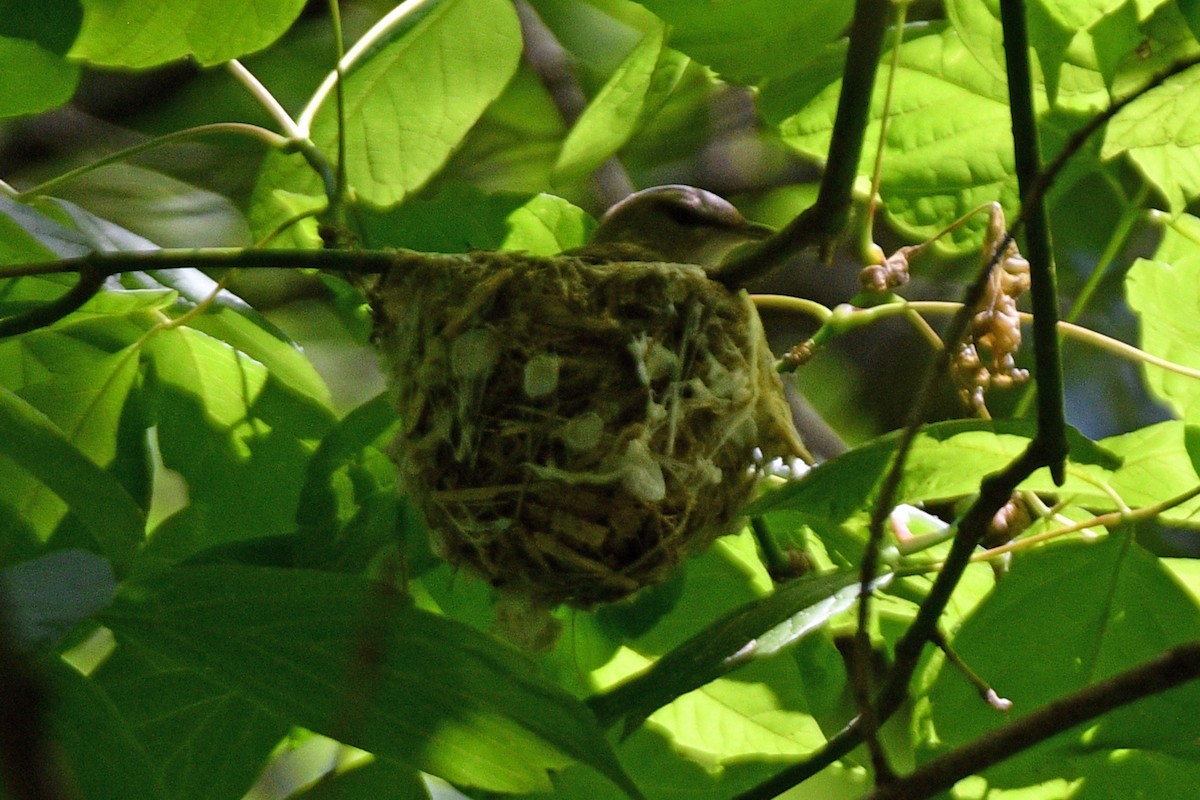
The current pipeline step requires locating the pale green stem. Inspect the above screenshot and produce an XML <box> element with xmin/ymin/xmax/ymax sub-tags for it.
<box><xmin>14</xmin><ymin>123</ymin><xmax>290</xmax><ymax>200</ymax></box>
<box><xmin>750</xmin><ymin>293</ymin><xmax>833</xmax><ymax>323</ymax></box>
<box><xmin>299</xmin><ymin>0</ymin><xmax>440</xmax><ymax>134</ymax></box>
<box><xmin>226</xmin><ymin>59</ymin><xmax>303</xmax><ymax>138</ymax></box>
<box><xmin>906</xmin><ymin>300</ymin><xmax>1200</xmax><ymax>381</ymax></box>
<box><xmin>862</xmin><ymin>0</ymin><xmax>910</xmax><ymax>261</ymax></box>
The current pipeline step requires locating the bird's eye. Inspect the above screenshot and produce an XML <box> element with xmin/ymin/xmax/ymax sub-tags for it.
<box><xmin>661</xmin><ymin>200</ymin><xmax>709</xmax><ymax>228</ymax></box>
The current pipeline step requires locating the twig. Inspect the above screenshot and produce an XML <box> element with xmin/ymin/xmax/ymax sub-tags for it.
<box><xmin>862</xmin><ymin>641</ymin><xmax>1200</xmax><ymax>800</ymax></box>
<box><xmin>0</xmin><ymin>265</ymin><xmax>105</xmax><ymax>338</ymax></box>
<box><xmin>999</xmin><ymin>0</ymin><xmax>1068</xmax><ymax>485</ymax></box>
<box><xmin>712</xmin><ymin>0</ymin><xmax>890</xmax><ymax>287</ymax></box>
<box><xmin>0</xmin><ymin>249</ymin><xmax>399</xmax><ymax>337</ymax></box>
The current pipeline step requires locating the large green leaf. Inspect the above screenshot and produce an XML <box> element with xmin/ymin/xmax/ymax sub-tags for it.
<box><xmin>141</xmin><ymin>326</ymin><xmax>334</xmax><ymax>562</ymax></box>
<box><xmin>631</xmin><ymin>0</ymin><xmax>852</xmax><ymax>84</ymax></box>
<box><xmin>42</xmin><ymin>657</ymin><xmax>165</xmax><ymax>800</ymax></box>
<box><xmin>1103</xmin><ymin>64</ymin><xmax>1200</xmax><ymax>212</ymax></box>
<box><xmin>747</xmin><ymin>420</ymin><xmax>1122</xmax><ymax>523</ymax></box>
<box><xmin>773</xmin><ymin>25</ymin><xmax>1019</xmax><ymax>254</ymax></box>
<box><xmin>100</xmin><ymin>565</ymin><xmax>644</xmax><ymax>797</ymax></box>
<box><xmin>0</xmin><ymin>35</ymin><xmax>79</xmax><ymax>117</ymax></box>
<box><xmin>553</xmin><ymin>25</ymin><xmax>688</xmax><ymax>183</ymax></box>
<box><xmin>250</xmin><ymin>0</ymin><xmax>524</xmax><ymax>240</ymax></box>
<box><xmin>308</xmin><ymin>0</ymin><xmax>522</xmax><ymax>208</ymax></box>
<box><xmin>927</xmin><ymin>535</ymin><xmax>1200</xmax><ymax>788</ymax></box>
<box><xmin>0</xmin><ymin>385</ymin><xmax>143</xmax><ymax>565</ymax></box>
<box><xmin>70</xmin><ymin>0</ymin><xmax>306</xmax><ymax>67</ymax></box>
<box><xmin>589</xmin><ymin>569</ymin><xmax>870</xmax><ymax>732</ymax></box>
<box><xmin>91</xmin><ymin>639</ymin><xmax>291</xmax><ymax>800</ymax></box>
<box><xmin>0</xmin><ymin>344</ymin><xmax>143</xmax><ymax>540</ymax></box>
<box><xmin>1126</xmin><ymin>255</ymin><xmax>1200</xmax><ymax>421</ymax></box>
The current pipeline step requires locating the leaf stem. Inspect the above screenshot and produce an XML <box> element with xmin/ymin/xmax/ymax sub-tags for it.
<box><xmin>226</xmin><ymin>60</ymin><xmax>303</xmax><ymax>138</ymax></box>
<box><xmin>298</xmin><ymin>0</ymin><xmax>439</xmax><ymax>134</ymax></box>
<box><xmin>861</xmin><ymin>642</ymin><xmax>1200</xmax><ymax>800</ymax></box>
<box><xmin>13</xmin><ymin>123</ymin><xmax>291</xmax><ymax>201</ymax></box>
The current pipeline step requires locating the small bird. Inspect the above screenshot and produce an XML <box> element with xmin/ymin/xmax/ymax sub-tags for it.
<box><xmin>568</xmin><ymin>184</ymin><xmax>774</xmax><ymax>271</ymax></box>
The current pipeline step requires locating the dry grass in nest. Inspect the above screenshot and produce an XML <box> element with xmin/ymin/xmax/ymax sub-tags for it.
<box><xmin>371</xmin><ymin>250</ymin><xmax>805</xmax><ymax>611</ymax></box>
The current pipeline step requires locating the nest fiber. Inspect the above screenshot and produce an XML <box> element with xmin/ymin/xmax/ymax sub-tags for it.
<box><xmin>372</xmin><ymin>251</ymin><xmax>804</xmax><ymax>607</ymax></box>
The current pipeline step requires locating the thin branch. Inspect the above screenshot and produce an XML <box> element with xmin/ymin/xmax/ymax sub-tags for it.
<box><xmin>226</xmin><ymin>60</ymin><xmax>303</xmax><ymax>138</ymax></box>
<box><xmin>1000</xmin><ymin>0</ymin><xmax>1068</xmax><ymax>484</ymax></box>
<box><xmin>327</xmin><ymin>0</ymin><xmax>349</xmax><ymax>223</ymax></box>
<box><xmin>0</xmin><ymin>248</ymin><xmax>400</xmax><ymax>337</ymax></box>
<box><xmin>13</xmin><ymin>123</ymin><xmax>291</xmax><ymax>201</ymax></box>
<box><xmin>712</xmin><ymin>0</ymin><xmax>890</xmax><ymax>287</ymax></box>
<box><xmin>298</xmin><ymin>0</ymin><xmax>437</xmax><ymax>134</ymax></box>
<box><xmin>0</xmin><ymin>265</ymin><xmax>106</xmax><ymax>338</ymax></box>
<box><xmin>862</xmin><ymin>642</ymin><xmax>1200</xmax><ymax>800</ymax></box>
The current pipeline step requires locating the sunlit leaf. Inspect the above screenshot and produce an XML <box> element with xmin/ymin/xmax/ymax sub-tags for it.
<box><xmin>927</xmin><ymin>535</ymin><xmax>1200</xmax><ymax>787</ymax></box>
<box><xmin>553</xmin><ymin>25</ymin><xmax>688</xmax><ymax>183</ymax></box>
<box><xmin>774</xmin><ymin>25</ymin><xmax>1019</xmax><ymax>254</ymax></box>
<box><xmin>632</xmin><ymin>0</ymin><xmax>852</xmax><ymax>84</ymax></box>
<box><xmin>1126</xmin><ymin>255</ymin><xmax>1200</xmax><ymax>421</ymax></box>
<box><xmin>306</xmin><ymin>0</ymin><xmax>523</xmax><ymax>208</ymax></box>
<box><xmin>589</xmin><ymin>569</ymin><xmax>875</xmax><ymax>732</ymax></box>
<box><xmin>1103</xmin><ymin>63</ymin><xmax>1200</xmax><ymax>212</ymax></box>
<box><xmin>101</xmin><ymin>565</ymin><xmax>645</xmax><ymax>797</ymax></box>
<box><xmin>71</xmin><ymin>0</ymin><xmax>306</xmax><ymax>67</ymax></box>
<box><xmin>0</xmin><ymin>385</ymin><xmax>143</xmax><ymax>564</ymax></box>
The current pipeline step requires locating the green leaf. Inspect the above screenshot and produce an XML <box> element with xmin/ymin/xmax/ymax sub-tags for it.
<box><xmin>588</xmin><ymin>569</ymin><xmax>875</xmax><ymax>732</ymax></box>
<box><xmin>0</xmin><ymin>35</ymin><xmax>79</xmax><ymax>117</ymax></box>
<box><xmin>1099</xmin><ymin>421</ymin><xmax>1200</xmax><ymax>524</ymax></box>
<box><xmin>360</xmin><ymin>183</ymin><xmax>593</xmax><ymax>254</ymax></box>
<box><xmin>927</xmin><ymin>535</ymin><xmax>1200</xmax><ymax>787</ymax></box>
<box><xmin>70</xmin><ymin>0</ymin><xmax>306</xmax><ymax>67</ymax></box>
<box><xmin>101</xmin><ymin>565</ymin><xmax>644</xmax><ymax>797</ymax></box>
<box><xmin>306</xmin><ymin>0</ymin><xmax>523</xmax><ymax>209</ymax></box>
<box><xmin>0</xmin><ymin>344</ymin><xmax>143</xmax><ymax>540</ymax></box>
<box><xmin>1125</xmin><ymin>255</ymin><xmax>1200</xmax><ymax>421</ymax></box>
<box><xmin>42</xmin><ymin>657</ymin><xmax>165</xmax><ymax>800</ymax></box>
<box><xmin>1102</xmin><ymin>63</ymin><xmax>1200</xmax><ymax>212</ymax></box>
<box><xmin>0</xmin><ymin>194</ymin><xmax>91</xmax><ymax>263</ymax></box>
<box><xmin>631</xmin><ymin>0</ymin><xmax>852</xmax><ymax>84</ymax></box>
<box><xmin>1182</xmin><ymin>0</ymin><xmax>1200</xmax><ymax>41</ymax></box>
<box><xmin>747</xmin><ymin>420</ymin><xmax>1122</xmax><ymax>522</ymax></box>
<box><xmin>553</xmin><ymin>25</ymin><xmax>689</xmax><ymax>183</ymax></box>
<box><xmin>291</xmin><ymin>758</ymin><xmax>430</xmax><ymax>799</ymax></box>
<box><xmin>775</xmin><ymin>25</ymin><xmax>1019</xmax><ymax>254</ymax></box>
<box><xmin>91</xmin><ymin>639</ymin><xmax>290</xmax><ymax>800</ymax></box>
<box><xmin>1</xmin><ymin>550</ymin><xmax>115</xmax><ymax>652</ymax></box>
<box><xmin>0</xmin><ymin>385</ymin><xmax>143</xmax><ymax>565</ymax></box>
<box><xmin>141</xmin><ymin>326</ymin><xmax>334</xmax><ymax>562</ymax></box>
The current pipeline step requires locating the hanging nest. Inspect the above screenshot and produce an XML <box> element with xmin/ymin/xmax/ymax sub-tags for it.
<box><xmin>371</xmin><ymin>250</ymin><xmax>806</xmax><ymax>609</ymax></box>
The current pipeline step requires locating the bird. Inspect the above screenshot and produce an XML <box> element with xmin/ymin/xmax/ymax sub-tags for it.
<box><xmin>566</xmin><ymin>184</ymin><xmax>774</xmax><ymax>271</ymax></box>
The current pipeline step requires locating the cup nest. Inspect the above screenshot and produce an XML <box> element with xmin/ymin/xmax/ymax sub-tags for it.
<box><xmin>371</xmin><ymin>250</ymin><xmax>805</xmax><ymax>608</ymax></box>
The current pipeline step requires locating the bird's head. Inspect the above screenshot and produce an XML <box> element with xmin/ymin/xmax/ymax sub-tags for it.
<box><xmin>574</xmin><ymin>185</ymin><xmax>774</xmax><ymax>270</ymax></box>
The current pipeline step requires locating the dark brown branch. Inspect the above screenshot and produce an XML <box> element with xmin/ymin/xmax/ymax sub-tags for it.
<box><xmin>712</xmin><ymin>0</ymin><xmax>890</xmax><ymax>288</ymax></box>
<box><xmin>0</xmin><ymin>265</ymin><xmax>105</xmax><ymax>338</ymax></box>
<box><xmin>863</xmin><ymin>641</ymin><xmax>1200</xmax><ymax>800</ymax></box>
